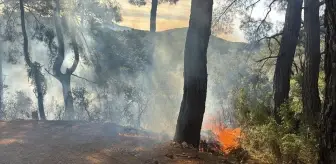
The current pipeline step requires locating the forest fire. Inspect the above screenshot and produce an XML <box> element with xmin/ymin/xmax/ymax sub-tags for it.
<box><xmin>201</xmin><ymin>115</ymin><xmax>242</xmax><ymax>154</ymax></box>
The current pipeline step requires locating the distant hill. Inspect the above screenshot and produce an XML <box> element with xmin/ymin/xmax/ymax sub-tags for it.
<box><xmin>92</xmin><ymin>23</ymin><xmax>252</xmax><ymax>81</ymax></box>
<box><xmin>153</xmin><ymin>27</ymin><xmax>247</xmax><ymax>65</ymax></box>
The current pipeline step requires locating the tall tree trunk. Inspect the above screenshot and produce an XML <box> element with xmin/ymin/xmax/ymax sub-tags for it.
<box><xmin>150</xmin><ymin>0</ymin><xmax>158</xmax><ymax>32</ymax></box>
<box><xmin>174</xmin><ymin>0</ymin><xmax>213</xmax><ymax>148</ymax></box>
<box><xmin>20</xmin><ymin>0</ymin><xmax>46</xmax><ymax>120</ymax></box>
<box><xmin>33</xmin><ymin>64</ymin><xmax>46</xmax><ymax>120</ymax></box>
<box><xmin>273</xmin><ymin>0</ymin><xmax>303</xmax><ymax>123</ymax></box>
<box><xmin>53</xmin><ymin>0</ymin><xmax>79</xmax><ymax>120</ymax></box>
<box><xmin>302</xmin><ymin>0</ymin><xmax>321</xmax><ymax>128</ymax></box>
<box><xmin>318</xmin><ymin>1</ymin><xmax>336</xmax><ymax>163</ymax></box>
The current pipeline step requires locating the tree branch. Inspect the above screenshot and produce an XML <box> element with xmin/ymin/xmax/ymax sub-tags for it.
<box><xmin>67</xmin><ymin>20</ymin><xmax>80</xmax><ymax>74</ymax></box>
<box><xmin>44</xmin><ymin>68</ymin><xmax>58</xmax><ymax>79</ymax></box>
<box><xmin>44</xmin><ymin>68</ymin><xmax>97</xmax><ymax>84</ymax></box>
<box><xmin>52</xmin><ymin>0</ymin><xmax>65</xmax><ymax>77</ymax></box>
<box><xmin>255</xmin><ymin>0</ymin><xmax>277</xmax><ymax>33</ymax></box>
<box><xmin>71</xmin><ymin>74</ymin><xmax>97</xmax><ymax>84</ymax></box>
<box><xmin>212</xmin><ymin>0</ymin><xmax>239</xmax><ymax>27</ymax></box>
<box><xmin>255</xmin><ymin>55</ymin><xmax>278</xmax><ymax>62</ymax></box>
<box><xmin>246</xmin><ymin>0</ymin><xmax>262</xmax><ymax>10</ymax></box>
<box><xmin>25</xmin><ymin>7</ymin><xmax>42</xmax><ymax>25</ymax></box>
<box><xmin>257</xmin><ymin>32</ymin><xmax>282</xmax><ymax>45</ymax></box>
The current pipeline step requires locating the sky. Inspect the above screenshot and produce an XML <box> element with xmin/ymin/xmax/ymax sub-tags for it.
<box><xmin>117</xmin><ymin>0</ymin><xmax>285</xmax><ymax>42</ymax></box>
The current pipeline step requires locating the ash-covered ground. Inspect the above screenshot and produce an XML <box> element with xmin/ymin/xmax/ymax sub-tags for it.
<box><xmin>0</xmin><ymin>120</ymin><xmax>232</xmax><ymax>164</ymax></box>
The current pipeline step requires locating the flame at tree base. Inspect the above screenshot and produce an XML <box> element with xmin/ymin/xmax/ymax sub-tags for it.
<box><xmin>201</xmin><ymin>115</ymin><xmax>242</xmax><ymax>154</ymax></box>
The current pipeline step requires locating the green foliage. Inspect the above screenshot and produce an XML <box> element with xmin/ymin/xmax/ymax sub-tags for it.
<box><xmin>27</xmin><ymin>62</ymin><xmax>48</xmax><ymax>96</ymax></box>
<box><xmin>72</xmin><ymin>87</ymin><xmax>97</xmax><ymax>121</ymax></box>
<box><xmin>90</xmin><ymin>25</ymin><xmax>150</xmax><ymax>86</ymax></box>
<box><xmin>318</xmin><ymin>71</ymin><xmax>325</xmax><ymax>101</ymax></box>
<box><xmin>3</xmin><ymin>91</ymin><xmax>34</xmax><ymax>120</ymax></box>
<box><xmin>233</xmin><ymin>77</ymin><xmax>318</xmax><ymax>164</ymax></box>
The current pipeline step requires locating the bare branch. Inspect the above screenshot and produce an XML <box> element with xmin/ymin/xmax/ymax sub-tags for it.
<box><xmin>257</xmin><ymin>32</ymin><xmax>282</xmax><ymax>45</ymax></box>
<box><xmin>212</xmin><ymin>0</ymin><xmax>239</xmax><ymax>27</ymax></box>
<box><xmin>246</xmin><ymin>0</ymin><xmax>262</xmax><ymax>10</ymax></box>
<box><xmin>255</xmin><ymin>0</ymin><xmax>277</xmax><ymax>33</ymax></box>
<box><xmin>44</xmin><ymin>68</ymin><xmax>58</xmax><ymax>79</ymax></box>
<box><xmin>71</xmin><ymin>74</ymin><xmax>97</xmax><ymax>84</ymax></box>
<box><xmin>25</xmin><ymin>7</ymin><xmax>42</xmax><ymax>25</ymax></box>
<box><xmin>255</xmin><ymin>55</ymin><xmax>278</xmax><ymax>62</ymax></box>
<box><xmin>44</xmin><ymin>68</ymin><xmax>97</xmax><ymax>84</ymax></box>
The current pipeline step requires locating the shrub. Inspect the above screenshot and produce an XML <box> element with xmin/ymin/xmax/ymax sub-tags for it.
<box><xmin>233</xmin><ymin>84</ymin><xmax>318</xmax><ymax>164</ymax></box>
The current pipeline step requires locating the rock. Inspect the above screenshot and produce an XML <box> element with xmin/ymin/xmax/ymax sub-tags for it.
<box><xmin>171</xmin><ymin>141</ymin><xmax>181</xmax><ymax>148</ymax></box>
<box><xmin>182</xmin><ymin>142</ymin><xmax>188</xmax><ymax>148</ymax></box>
<box><xmin>32</xmin><ymin>111</ymin><xmax>38</xmax><ymax>120</ymax></box>
<box><xmin>165</xmin><ymin>153</ymin><xmax>174</xmax><ymax>159</ymax></box>
<box><xmin>154</xmin><ymin>160</ymin><xmax>159</xmax><ymax>164</ymax></box>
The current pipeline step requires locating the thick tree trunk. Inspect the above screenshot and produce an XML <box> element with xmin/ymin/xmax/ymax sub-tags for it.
<box><xmin>20</xmin><ymin>0</ymin><xmax>46</xmax><ymax>120</ymax></box>
<box><xmin>273</xmin><ymin>0</ymin><xmax>303</xmax><ymax>123</ymax></box>
<box><xmin>318</xmin><ymin>1</ymin><xmax>336</xmax><ymax>163</ymax></box>
<box><xmin>302</xmin><ymin>0</ymin><xmax>321</xmax><ymax>127</ymax></box>
<box><xmin>61</xmin><ymin>75</ymin><xmax>74</xmax><ymax>120</ymax></box>
<box><xmin>174</xmin><ymin>0</ymin><xmax>213</xmax><ymax>148</ymax></box>
<box><xmin>150</xmin><ymin>0</ymin><xmax>158</xmax><ymax>32</ymax></box>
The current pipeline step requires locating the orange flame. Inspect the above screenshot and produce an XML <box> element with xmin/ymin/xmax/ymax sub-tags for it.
<box><xmin>202</xmin><ymin>115</ymin><xmax>241</xmax><ymax>154</ymax></box>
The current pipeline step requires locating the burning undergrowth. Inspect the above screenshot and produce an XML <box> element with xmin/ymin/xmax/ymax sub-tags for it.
<box><xmin>201</xmin><ymin>113</ymin><xmax>242</xmax><ymax>155</ymax></box>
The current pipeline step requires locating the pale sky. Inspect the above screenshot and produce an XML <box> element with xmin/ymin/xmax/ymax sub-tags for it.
<box><xmin>117</xmin><ymin>0</ymin><xmax>285</xmax><ymax>42</ymax></box>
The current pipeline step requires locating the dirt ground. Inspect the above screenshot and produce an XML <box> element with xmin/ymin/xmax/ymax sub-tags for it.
<box><xmin>0</xmin><ymin>120</ymin><xmax>230</xmax><ymax>164</ymax></box>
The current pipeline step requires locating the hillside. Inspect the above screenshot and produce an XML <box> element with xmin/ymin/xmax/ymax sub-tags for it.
<box><xmin>76</xmin><ymin>24</ymin><xmax>253</xmax><ymax>134</ymax></box>
<box><xmin>153</xmin><ymin>27</ymin><xmax>247</xmax><ymax>67</ymax></box>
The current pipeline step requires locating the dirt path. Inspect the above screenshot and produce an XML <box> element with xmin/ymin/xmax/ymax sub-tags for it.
<box><xmin>0</xmin><ymin>121</ymin><xmax>228</xmax><ymax>164</ymax></box>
